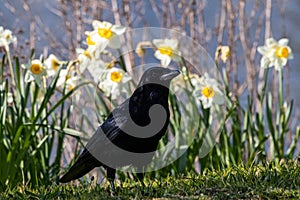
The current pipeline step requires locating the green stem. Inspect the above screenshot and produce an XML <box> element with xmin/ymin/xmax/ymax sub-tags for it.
<box><xmin>118</xmin><ymin>49</ymin><xmax>126</xmax><ymax>72</ymax></box>
<box><xmin>278</xmin><ymin>69</ymin><xmax>283</xmax><ymax>108</ymax></box>
<box><xmin>260</xmin><ymin>68</ymin><xmax>269</xmax><ymax>103</ymax></box>
<box><xmin>277</xmin><ymin>69</ymin><xmax>284</xmax><ymax>158</ymax></box>
<box><xmin>258</xmin><ymin>68</ymin><xmax>269</xmax><ymax>122</ymax></box>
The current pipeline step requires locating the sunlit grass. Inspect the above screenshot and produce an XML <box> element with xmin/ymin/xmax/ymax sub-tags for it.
<box><xmin>1</xmin><ymin>161</ymin><xmax>299</xmax><ymax>199</ymax></box>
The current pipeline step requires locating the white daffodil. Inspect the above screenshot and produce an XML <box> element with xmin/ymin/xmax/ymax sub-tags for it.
<box><xmin>57</xmin><ymin>69</ymin><xmax>79</xmax><ymax>92</ymax></box>
<box><xmin>0</xmin><ymin>26</ymin><xmax>17</xmax><ymax>51</ymax></box>
<box><xmin>44</xmin><ymin>54</ymin><xmax>61</xmax><ymax>77</ymax></box>
<box><xmin>23</xmin><ymin>59</ymin><xmax>47</xmax><ymax>86</ymax></box>
<box><xmin>215</xmin><ymin>45</ymin><xmax>231</xmax><ymax>63</ymax></box>
<box><xmin>76</xmin><ymin>48</ymin><xmax>107</xmax><ymax>82</ymax></box>
<box><xmin>76</xmin><ymin>48</ymin><xmax>92</xmax><ymax>73</ymax></box>
<box><xmin>153</xmin><ymin>39</ymin><xmax>181</xmax><ymax>67</ymax></box>
<box><xmin>92</xmin><ymin>20</ymin><xmax>126</xmax><ymax>49</ymax></box>
<box><xmin>257</xmin><ymin>38</ymin><xmax>293</xmax><ymax>71</ymax></box>
<box><xmin>193</xmin><ymin>73</ymin><xmax>225</xmax><ymax>109</ymax></box>
<box><xmin>85</xmin><ymin>20</ymin><xmax>126</xmax><ymax>57</ymax></box>
<box><xmin>98</xmin><ymin>67</ymin><xmax>131</xmax><ymax>100</ymax></box>
<box><xmin>85</xmin><ymin>31</ymin><xmax>107</xmax><ymax>58</ymax></box>
<box><xmin>87</xmin><ymin>60</ymin><xmax>107</xmax><ymax>82</ymax></box>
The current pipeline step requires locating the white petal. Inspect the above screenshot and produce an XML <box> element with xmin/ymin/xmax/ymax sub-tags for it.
<box><xmin>25</xmin><ymin>72</ymin><xmax>34</xmax><ymax>83</ymax></box>
<box><xmin>21</xmin><ymin>64</ymin><xmax>27</xmax><ymax>69</ymax></box>
<box><xmin>278</xmin><ymin>38</ymin><xmax>289</xmax><ymax>46</ymax></box>
<box><xmin>161</xmin><ymin>56</ymin><xmax>171</xmax><ymax>67</ymax></box>
<box><xmin>165</xmin><ymin>39</ymin><xmax>178</xmax><ymax>49</ymax></box>
<box><xmin>99</xmin><ymin>80</ymin><xmax>112</xmax><ymax>97</ymax></box>
<box><xmin>154</xmin><ymin>50</ymin><xmax>167</xmax><ymax>60</ymax></box>
<box><xmin>89</xmin><ymin>31</ymin><xmax>102</xmax><ymax>43</ymax></box>
<box><xmin>88</xmin><ymin>65</ymin><xmax>105</xmax><ymax>82</ymax></box>
<box><xmin>108</xmin><ymin>36</ymin><xmax>121</xmax><ymax>49</ymax></box>
<box><xmin>278</xmin><ymin>58</ymin><xmax>287</xmax><ymax>68</ymax></box>
<box><xmin>154</xmin><ymin>52</ymin><xmax>171</xmax><ymax>67</ymax></box>
<box><xmin>101</xmin><ymin>21</ymin><xmax>113</xmax><ymax>29</ymax></box>
<box><xmin>190</xmin><ymin>78</ymin><xmax>199</xmax><ymax>88</ymax></box>
<box><xmin>76</xmin><ymin>48</ymin><xmax>85</xmax><ymax>54</ymax></box>
<box><xmin>260</xmin><ymin>56</ymin><xmax>271</xmax><ymax>68</ymax></box>
<box><xmin>288</xmin><ymin>52</ymin><xmax>294</xmax><ymax>59</ymax></box>
<box><xmin>92</xmin><ymin>20</ymin><xmax>101</xmax><ymax>29</ymax></box>
<box><xmin>122</xmin><ymin>73</ymin><xmax>132</xmax><ymax>83</ymax></box>
<box><xmin>56</xmin><ymin>70</ymin><xmax>68</xmax><ymax>87</ymax></box>
<box><xmin>200</xmin><ymin>96</ymin><xmax>213</xmax><ymax>109</ymax></box>
<box><xmin>78</xmin><ymin>55</ymin><xmax>88</xmax><ymax>72</ymax></box>
<box><xmin>266</xmin><ymin>38</ymin><xmax>277</xmax><ymax>47</ymax></box>
<box><xmin>33</xmin><ymin>75</ymin><xmax>42</xmax><ymax>87</ymax></box>
<box><xmin>257</xmin><ymin>46</ymin><xmax>268</xmax><ymax>55</ymax></box>
<box><xmin>281</xmin><ymin>58</ymin><xmax>287</xmax><ymax>66</ymax></box>
<box><xmin>274</xmin><ymin>58</ymin><xmax>285</xmax><ymax>71</ymax></box>
<box><xmin>153</xmin><ymin>39</ymin><xmax>164</xmax><ymax>47</ymax></box>
<box><xmin>95</xmin><ymin>42</ymin><xmax>108</xmax><ymax>57</ymax></box>
<box><xmin>112</xmin><ymin>25</ymin><xmax>126</xmax><ymax>35</ymax></box>
<box><xmin>86</xmin><ymin>45</ymin><xmax>96</xmax><ymax>57</ymax></box>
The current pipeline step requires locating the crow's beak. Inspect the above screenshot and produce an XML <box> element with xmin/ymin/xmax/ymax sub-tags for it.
<box><xmin>160</xmin><ymin>70</ymin><xmax>180</xmax><ymax>81</ymax></box>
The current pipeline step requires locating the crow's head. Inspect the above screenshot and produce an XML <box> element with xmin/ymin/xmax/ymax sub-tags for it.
<box><xmin>137</xmin><ymin>67</ymin><xmax>180</xmax><ymax>88</ymax></box>
<box><xmin>129</xmin><ymin>67</ymin><xmax>180</xmax><ymax>130</ymax></box>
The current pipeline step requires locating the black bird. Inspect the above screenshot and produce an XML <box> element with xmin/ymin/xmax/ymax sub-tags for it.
<box><xmin>59</xmin><ymin>67</ymin><xmax>180</xmax><ymax>191</ymax></box>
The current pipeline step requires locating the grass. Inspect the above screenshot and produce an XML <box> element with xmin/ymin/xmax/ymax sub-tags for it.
<box><xmin>1</xmin><ymin>161</ymin><xmax>300</xmax><ymax>199</ymax></box>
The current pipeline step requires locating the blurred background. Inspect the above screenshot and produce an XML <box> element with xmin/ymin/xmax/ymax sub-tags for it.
<box><xmin>1</xmin><ymin>0</ymin><xmax>299</xmax><ymax>108</ymax></box>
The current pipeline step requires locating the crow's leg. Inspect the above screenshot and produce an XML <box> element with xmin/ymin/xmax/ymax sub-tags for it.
<box><xmin>106</xmin><ymin>167</ymin><xmax>116</xmax><ymax>193</ymax></box>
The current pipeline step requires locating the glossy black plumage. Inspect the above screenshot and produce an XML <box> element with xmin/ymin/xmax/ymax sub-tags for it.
<box><xmin>59</xmin><ymin>67</ymin><xmax>180</xmax><ymax>191</ymax></box>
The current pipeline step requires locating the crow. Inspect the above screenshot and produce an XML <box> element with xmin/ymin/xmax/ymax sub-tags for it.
<box><xmin>59</xmin><ymin>67</ymin><xmax>180</xmax><ymax>192</ymax></box>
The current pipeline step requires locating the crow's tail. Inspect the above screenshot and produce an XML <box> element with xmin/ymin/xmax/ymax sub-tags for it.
<box><xmin>59</xmin><ymin>148</ymin><xmax>101</xmax><ymax>183</ymax></box>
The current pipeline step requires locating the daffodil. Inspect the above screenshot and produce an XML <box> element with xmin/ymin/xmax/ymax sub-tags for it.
<box><xmin>257</xmin><ymin>38</ymin><xmax>293</xmax><ymax>71</ymax></box>
<box><xmin>98</xmin><ymin>67</ymin><xmax>131</xmax><ymax>100</ymax></box>
<box><xmin>85</xmin><ymin>31</ymin><xmax>107</xmax><ymax>58</ymax></box>
<box><xmin>193</xmin><ymin>73</ymin><xmax>225</xmax><ymax>109</ymax></box>
<box><xmin>0</xmin><ymin>26</ymin><xmax>17</xmax><ymax>51</ymax></box>
<box><xmin>76</xmin><ymin>48</ymin><xmax>107</xmax><ymax>82</ymax></box>
<box><xmin>153</xmin><ymin>39</ymin><xmax>181</xmax><ymax>67</ymax></box>
<box><xmin>23</xmin><ymin>59</ymin><xmax>47</xmax><ymax>86</ymax></box>
<box><xmin>44</xmin><ymin>54</ymin><xmax>61</xmax><ymax>77</ymax></box>
<box><xmin>76</xmin><ymin>48</ymin><xmax>92</xmax><ymax>72</ymax></box>
<box><xmin>85</xmin><ymin>20</ymin><xmax>126</xmax><ymax>57</ymax></box>
<box><xmin>93</xmin><ymin>20</ymin><xmax>126</xmax><ymax>48</ymax></box>
<box><xmin>57</xmin><ymin>69</ymin><xmax>79</xmax><ymax>92</ymax></box>
<box><xmin>215</xmin><ymin>45</ymin><xmax>231</xmax><ymax>63</ymax></box>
